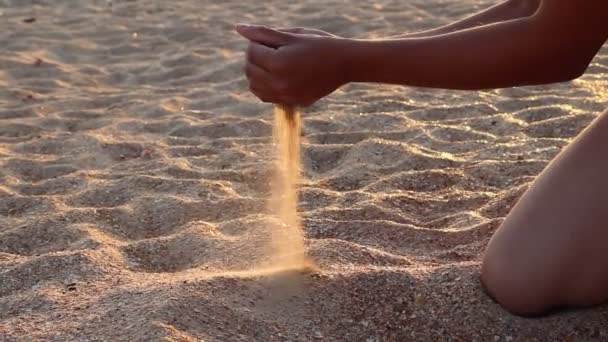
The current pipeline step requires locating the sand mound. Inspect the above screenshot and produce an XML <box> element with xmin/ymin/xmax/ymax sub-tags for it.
<box><xmin>1</xmin><ymin>0</ymin><xmax>608</xmax><ymax>340</ymax></box>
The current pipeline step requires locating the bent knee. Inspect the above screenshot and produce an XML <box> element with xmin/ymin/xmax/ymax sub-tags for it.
<box><xmin>481</xmin><ymin>251</ymin><xmax>561</xmax><ymax>317</ymax></box>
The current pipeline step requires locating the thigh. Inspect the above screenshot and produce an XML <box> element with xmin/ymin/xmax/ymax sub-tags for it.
<box><xmin>482</xmin><ymin>108</ymin><xmax>608</xmax><ymax>314</ymax></box>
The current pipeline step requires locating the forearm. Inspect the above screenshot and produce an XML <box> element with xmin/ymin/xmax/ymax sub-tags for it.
<box><xmin>393</xmin><ymin>0</ymin><xmax>541</xmax><ymax>38</ymax></box>
<box><xmin>342</xmin><ymin>16</ymin><xmax>576</xmax><ymax>90</ymax></box>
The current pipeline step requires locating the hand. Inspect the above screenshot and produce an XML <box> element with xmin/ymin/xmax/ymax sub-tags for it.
<box><xmin>236</xmin><ymin>24</ymin><xmax>349</xmax><ymax>107</ymax></box>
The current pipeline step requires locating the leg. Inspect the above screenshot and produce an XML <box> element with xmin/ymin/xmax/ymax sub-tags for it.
<box><xmin>482</xmin><ymin>109</ymin><xmax>608</xmax><ymax>316</ymax></box>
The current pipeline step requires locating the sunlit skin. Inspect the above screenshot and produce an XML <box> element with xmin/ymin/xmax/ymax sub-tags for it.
<box><xmin>237</xmin><ymin>0</ymin><xmax>608</xmax><ymax>316</ymax></box>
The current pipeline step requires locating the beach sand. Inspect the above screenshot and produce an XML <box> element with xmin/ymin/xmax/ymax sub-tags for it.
<box><xmin>1</xmin><ymin>0</ymin><xmax>608</xmax><ymax>340</ymax></box>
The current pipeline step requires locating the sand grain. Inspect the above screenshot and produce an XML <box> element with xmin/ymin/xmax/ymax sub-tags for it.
<box><xmin>1</xmin><ymin>0</ymin><xmax>608</xmax><ymax>341</ymax></box>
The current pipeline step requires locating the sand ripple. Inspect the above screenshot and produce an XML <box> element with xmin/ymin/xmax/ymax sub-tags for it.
<box><xmin>1</xmin><ymin>0</ymin><xmax>608</xmax><ymax>340</ymax></box>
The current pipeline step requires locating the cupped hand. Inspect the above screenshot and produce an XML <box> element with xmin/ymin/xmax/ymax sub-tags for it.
<box><xmin>236</xmin><ymin>24</ymin><xmax>349</xmax><ymax>107</ymax></box>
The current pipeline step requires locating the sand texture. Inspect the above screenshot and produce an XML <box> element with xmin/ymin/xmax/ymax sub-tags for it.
<box><xmin>1</xmin><ymin>0</ymin><xmax>608</xmax><ymax>341</ymax></box>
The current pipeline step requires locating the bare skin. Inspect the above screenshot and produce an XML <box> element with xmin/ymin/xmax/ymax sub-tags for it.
<box><xmin>236</xmin><ymin>0</ymin><xmax>608</xmax><ymax>316</ymax></box>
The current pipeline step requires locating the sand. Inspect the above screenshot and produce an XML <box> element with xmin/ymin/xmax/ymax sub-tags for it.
<box><xmin>269</xmin><ymin>105</ymin><xmax>308</xmax><ymax>272</ymax></box>
<box><xmin>1</xmin><ymin>0</ymin><xmax>608</xmax><ymax>341</ymax></box>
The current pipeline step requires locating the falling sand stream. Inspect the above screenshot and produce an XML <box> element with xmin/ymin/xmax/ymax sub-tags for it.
<box><xmin>269</xmin><ymin>105</ymin><xmax>316</xmax><ymax>272</ymax></box>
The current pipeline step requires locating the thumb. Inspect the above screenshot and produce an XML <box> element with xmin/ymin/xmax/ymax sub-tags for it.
<box><xmin>235</xmin><ymin>24</ymin><xmax>294</xmax><ymax>48</ymax></box>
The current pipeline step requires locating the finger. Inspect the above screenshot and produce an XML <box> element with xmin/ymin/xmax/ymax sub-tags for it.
<box><xmin>276</xmin><ymin>27</ymin><xmax>306</xmax><ymax>34</ymax></box>
<box><xmin>244</xmin><ymin>62</ymin><xmax>273</xmax><ymax>85</ymax></box>
<box><xmin>277</xmin><ymin>27</ymin><xmax>332</xmax><ymax>37</ymax></box>
<box><xmin>236</xmin><ymin>24</ymin><xmax>294</xmax><ymax>48</ymax></box>
<box><xmin>245</xmin><ymin>63</ymin><xmax>279</xmax><ymax>102</ymax></box>
<box><xmin>249</xmin><ymin>84</ymin><xmax>282</xmax><ymax>104</ymax></box>
<box><xmin>246</xmin><ymin>42</ymin><xmax>277</xmax><ymax>72</ymax></box>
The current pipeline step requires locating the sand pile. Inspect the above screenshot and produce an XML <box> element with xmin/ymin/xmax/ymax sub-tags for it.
<box><xmin>1</xmin><ymin>0</ymin><xmax>608</xmax><ymax>341</ymax></box>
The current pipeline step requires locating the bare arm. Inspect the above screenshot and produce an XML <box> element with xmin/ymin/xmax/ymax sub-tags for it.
<box><xmin>276</xmin><ymin>0</ymin><xmax>541</xmax><ymax>40</ymax></box>
<box><xmin>346</xmin><ymin>0</ymin><xmax>608</xmax><ymax>90</ymax></box>
<box><xmin>395</xmin><ymin>0</ymin><xmax>541</xmax><ymax>38</ymax></box>
<box><xmin>237</xmin><ymin>0</ymin><xmax>608</xmax><ymax>106</ymax></box>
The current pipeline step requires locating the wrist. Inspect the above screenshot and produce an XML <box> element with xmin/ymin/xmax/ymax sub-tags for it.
<box><xmin>329</xmin><ymin>37</ymin><xmax>405</xmax><ymax>86</ymax></box>
<box><xmin>323</xmin><ymin>37</ymin><xmax>352</xmax><ymax>87</ymax></box>
<box><xmin>339</xmin><ymin>38</ymin><xmax>387</xmax><ymax>84</ymax></box>
<box><xmin>335</xmin><ymin>38</ymin><xmax>368</xmax><ymax>84</ymax></box>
